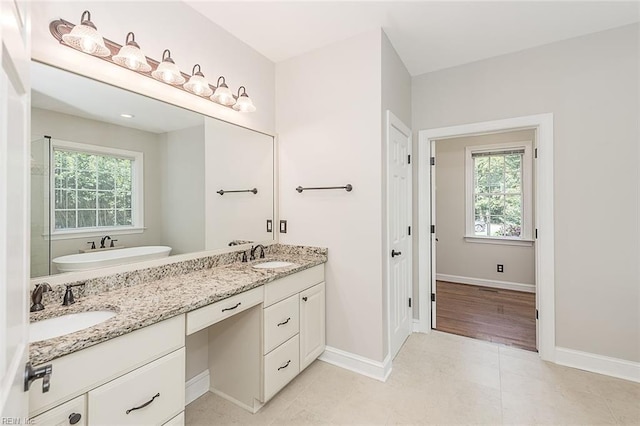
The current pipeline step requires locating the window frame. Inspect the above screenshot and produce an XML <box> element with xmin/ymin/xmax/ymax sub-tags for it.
<box><xmin>49</xmin><ymin>139</ymin><xmax>145</xmax><ymax>240</ymax></box>
<box><xmin>464</xmin><ymin>140</ymin><xmax>533</xmax><ymax>246</ymax></box>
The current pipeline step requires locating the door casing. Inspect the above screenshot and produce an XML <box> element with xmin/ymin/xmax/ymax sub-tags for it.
<box><xmin>417</xmin><ymin>113</ymin><xmax>555</xmax><ymax>362</ymax></box>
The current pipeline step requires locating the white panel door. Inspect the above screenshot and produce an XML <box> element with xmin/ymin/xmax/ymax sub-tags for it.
<box><xmin>0</xmin><ymin>0</ymin><xmax>30</xmax><ymax>419</ymax></box>
<box><xmin>387</xmin><ymin>111</ymin><xmax>412</xmax><ymax>360</ymax></box>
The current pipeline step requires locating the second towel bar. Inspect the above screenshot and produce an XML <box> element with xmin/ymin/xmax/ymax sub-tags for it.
<box><xmin>296</xmin><ymin>184</ymin><xmax>352</xmax><ymax>193</ymax></box>
<box><xmin>217</xmin><ymin>188</ymin><xmax>258</xmax><ymax>195</ymax></box>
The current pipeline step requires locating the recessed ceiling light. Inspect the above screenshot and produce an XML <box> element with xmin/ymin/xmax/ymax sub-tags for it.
<box><xmin>120</xmin><ymin>113</ymin><xmax>134</xmax><ymax>119</ymax></box>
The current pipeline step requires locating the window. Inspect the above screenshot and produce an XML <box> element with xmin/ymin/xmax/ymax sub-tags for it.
<box><xmin>51</xmin><ymin>140</ymin><xmax>144</xmax><ymax>237</ymax></box>
<box><xmin>465</xmin><ymin>141</ymin><xmax>532</xmax><ymax>243</ymax></box>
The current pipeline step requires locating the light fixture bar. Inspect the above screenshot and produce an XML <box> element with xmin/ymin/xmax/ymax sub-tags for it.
<box><xmin>49</xmin><ymin>17</ymin><xmax>255</xmax><ymax>112</ymax></box>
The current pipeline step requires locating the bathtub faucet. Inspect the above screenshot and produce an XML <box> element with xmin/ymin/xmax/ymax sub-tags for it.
<box><xmin>100</xmin><ymin>235</ymin><xmax>111</xmax><ymax>248</ymax></box>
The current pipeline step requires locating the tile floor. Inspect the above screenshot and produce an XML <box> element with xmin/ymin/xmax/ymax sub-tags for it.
<box><xmin>186</xmin><ymin>331</ymin><xmax>640</xmax><ymax>425</ymax></box>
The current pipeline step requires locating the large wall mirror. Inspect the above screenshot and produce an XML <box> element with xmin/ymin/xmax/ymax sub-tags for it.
<box><xmin>30</xmin><ymin>62</ymin><xmax>274</xmax><ymax>278</ymax></box>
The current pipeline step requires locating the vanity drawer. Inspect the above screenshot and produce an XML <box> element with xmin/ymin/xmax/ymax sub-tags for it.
<box><xmin>88</xmin><ymin>348</ymin><xmax>185</xmax><ymax>426</ymax></box>
<box><xmin>263</xmin><ymin>335</ymin><xmax>300</xmax><ymax>401</ymax></box>
<box><xmin>263</xmin><ymin>294</ymin><xmax>299</xmax><ymax>354</ymax></box>
<box><xmin>186</xmin><ymin>286</ymin><xmax>263</xmax><ymax>335</ymax></box>
<box><xmin>31</xmin><ymin>395</ymin><xmax>86</xmax><ymax>426</ymax></box>
<box><xmin>264</xmin><ymin>265</ymin><xmax>324</xmax><ymax>307</ymax></box>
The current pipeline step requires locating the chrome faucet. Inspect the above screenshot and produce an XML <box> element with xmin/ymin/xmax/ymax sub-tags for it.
<box><xmin>100</xmin><ymin>235</ymin><xmax>111</xmax><ymax>248</ymax></box>
<box><xmin>30</xmin><ymin>283</ymin><xmax>52</xmax><ymax>312</ymax></box>
<box><xmin>250</xmin><ymin>244</ymin><xmax>266</xmax><ymax>261</ymax></box>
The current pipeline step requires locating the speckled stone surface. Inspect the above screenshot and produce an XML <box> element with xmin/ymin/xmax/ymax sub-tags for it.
<box><xmin>29</xmin><ymin>244</ymin><xmax>327</xmax><ymax>366</ymax></box>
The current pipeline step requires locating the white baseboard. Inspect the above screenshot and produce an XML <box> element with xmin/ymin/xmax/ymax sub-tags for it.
<box><xmin>555</xmin><ymin>347</ymin><xmax>640</xmax><ymax>383</ymax></box>
<box><xmin>319</xmin><ymin>346</ymin><xmax>392</xmax><ymax>382</ymax></box>
<box><xmin>185</xmin><ymin>370</ymin><xmax>210</xmax><ymax>405</ymax></box>
<box><xmin>412</xmin><ymin>319</ymin><xmax>422</xmax><ymax>333</ymax></box>
<box><xmin>436</xmin><ymin>273</ymin><xmax>535</xmax><ymax>293</ymax></box>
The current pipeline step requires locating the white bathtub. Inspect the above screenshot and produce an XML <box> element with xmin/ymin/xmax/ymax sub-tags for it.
<box><xmin>53</xmin><ymin>246</ymin><xmax>172</xmax><ymax>272</ymax></box>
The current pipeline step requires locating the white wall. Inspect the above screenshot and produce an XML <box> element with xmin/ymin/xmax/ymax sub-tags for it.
<box><xmin>277</xmin><ymin>30</ymin><xmax>385</xmax><ymax>362</ymax></box>
<box><xmin>159</xmin><ymin>124</ymin><xmax>205</xmax><ymax>255</ymax></box>
<box><xmin>381</xmin><ymin>31</ymin><xmax>412</xmax><ymax>356</ymax></box>
<box><xmin>31</xmin><ymin>108</ymin><xmax>164</xmax><ymax>275</ymax></box>
<box><xmin>204</xmin><ymin>118</ymin><xmax>274</xmax><ymax>250</ymax></box>
<box><xmin>31</xmin><ymin>1</ymin><xmax>275</xmax><ymax>134</ymax></box>
<box><xmin>412</xmin><ymin>24</ymin><xmax>639</xmax><ymax>362</ymax></box>
<box><xmin>435</xmin><ymin>130</ymin><xmax>535</xmax><ymax>286</ymax></box>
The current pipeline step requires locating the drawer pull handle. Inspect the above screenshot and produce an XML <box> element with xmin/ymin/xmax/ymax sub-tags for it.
<box><xmin>302</xmin><ymin>297</ymin><xmax>308</xmax><ymax>302</ymax></box>
<box><xmin>278</xmin><ymin>360</ymin><xmax>291</xmax><ymax>371</ymax></box>
<box><xmin>222</xmin><ymin>302</ymin><xmax>241</xmax><ymax>312</ymax></box>
<box><xmin>68</xmin><ymin>413</ymin><xmax>82</xmax><ymax>425</ymax></box>
<box><xmin>126</xmin><ymin>392</ymin><xmax>160</xmax><ymax>414</ymax></box>
<box><xmin>277</xmin><ymin>317</ymin><xmax>291</xmax><ymax>327</ymax></box>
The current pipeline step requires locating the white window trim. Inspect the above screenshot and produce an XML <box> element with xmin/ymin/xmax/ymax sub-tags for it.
<box><xmin>49</xmin><ymin>139</ymin><xmax>144</xmax><ymax>240</ymax></box>
<box><xmin>464</xmin><ymin>140</ymin><xmax>533</xmax><ymax>243</ymax></box>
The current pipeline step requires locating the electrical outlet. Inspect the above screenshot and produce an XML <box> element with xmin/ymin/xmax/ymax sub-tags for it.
<box><xmin>497</xmin><ymin>264</ymin><xmax>504</xmax><ymax>273</ymax></box>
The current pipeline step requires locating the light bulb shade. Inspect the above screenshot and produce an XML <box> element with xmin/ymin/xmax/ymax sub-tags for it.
<box><xmin>113</xmin><ymin>44</ymin><xmax>151</xmax><ymax>72</ymax></box>
<box><xmin>211</xmin><ymin>85</ymin><xmax>235</xmax><ymax>106</ymax></box>
<box><xmin>151</xmin><ymin>60</ymin><xmax>185</xmax><ymax>85</ymax></box>
<box><xmin>233</xmin><ymin>93</ymin><xmax>256</xmax><ymax>112</ymax></box>
<box><xmin>184</xmin><ymin>74</ymin><xmax>213</xmax><ymax>97</ymax></box>
<box><xmin>62</xmin><ymin>22</ymin><xmax>110</xmax><ymax>57</ymax></box>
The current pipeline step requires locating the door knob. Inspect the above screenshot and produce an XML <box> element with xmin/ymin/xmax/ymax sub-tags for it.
<box><xmin>391</xmin><ymin>250</ymin><xmax>402</xmax><ymax>258</ymax></box>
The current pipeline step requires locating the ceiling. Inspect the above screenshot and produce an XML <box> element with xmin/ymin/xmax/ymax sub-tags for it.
<box><xmin>31</xmin><ymin>62</ymin><xmax>203</xmax><ymax>134</ymax></box>
<box><xmin>185</xmin><ymin>1</ymin><xmax>640</xmax><ymax>76</ymax></box>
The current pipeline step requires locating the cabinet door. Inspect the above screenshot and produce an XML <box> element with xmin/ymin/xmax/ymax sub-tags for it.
<box><xmin>299</xmin><ymin>282</ymin><xmax>325</xmax><ymax>370</ymax></box>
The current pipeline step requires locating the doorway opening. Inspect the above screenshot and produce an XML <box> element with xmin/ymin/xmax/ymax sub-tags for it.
<box><xmin>431</xmin><ymin>129</ymin><xmax>537</xmax><ymax>351</ymax></box>
<box><xmin>417</xmin><ymin>114</ymin><xmax>555</xmax><ymax>361</ymax></box>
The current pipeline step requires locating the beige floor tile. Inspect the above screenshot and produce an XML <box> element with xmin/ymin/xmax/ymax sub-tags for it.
<box><xmin>502</xmin><ymin>387</ymin><xmax>617</xmax><ymax>425</ymax></box>
<box><xmin>272</xmin><ymin>404</ymin><xmax>335</xmax><ymax>425</ymax></box>
<box><xmin>186</xmin><ymin>333</ymin><xmax>640</xmax><ymax>426</ymax></box>
<box><xmin>598</xmin><ymin>375</ymin><xmax>640</xmax><ymax>425</ymax></box>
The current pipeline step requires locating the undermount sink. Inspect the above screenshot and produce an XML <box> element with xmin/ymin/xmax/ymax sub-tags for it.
<box><xmin>30</xmin><ymin>311</ymin><xmax>117</xmax><ymax>343</ymax></box>
<box><xmin>253</xmin><ymin>261</ymin><xmax>298</xmax><ymax>269</ymax></box>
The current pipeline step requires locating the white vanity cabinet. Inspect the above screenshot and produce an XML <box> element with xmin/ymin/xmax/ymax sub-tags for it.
<box><xmin>29</xmin><ymin>315</ymin><xmax>185</xmax><ymax>425</ymax></box>
<box><xmin>261</xmin><ymin>265</ymin><xmax>325</xmax><ymax>402</ymax></box>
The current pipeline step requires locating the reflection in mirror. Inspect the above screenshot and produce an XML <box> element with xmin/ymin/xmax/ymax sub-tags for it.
<box><xmin>30</xmin><ymin>62</ymin><xmax>274</xmax><ymax>278</ymax></box>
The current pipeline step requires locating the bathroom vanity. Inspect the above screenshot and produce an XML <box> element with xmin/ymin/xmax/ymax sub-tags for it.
<box><xmin>27</xmin><ymin>245</ymin><xmax>327</xmax><ymax>425</ymax></box>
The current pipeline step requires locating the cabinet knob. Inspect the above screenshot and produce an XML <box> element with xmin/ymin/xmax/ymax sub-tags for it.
<box><xmin>69</xmin><ymin>413</ymin><xmax>81</xmax><ymax>425</ymax></box>
<box><xmin>302</xmin><ymin>296</ymin><xmax>308</xmax><ymax>302</ymax></box>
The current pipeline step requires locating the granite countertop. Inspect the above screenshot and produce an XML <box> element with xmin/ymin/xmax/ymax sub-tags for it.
<box><xmin>30</xmin><ymin>249</ymin><xmax>327</xmax><ymax>366</ymax></box>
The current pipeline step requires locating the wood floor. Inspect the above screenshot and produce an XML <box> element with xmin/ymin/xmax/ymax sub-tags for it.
<box><xmin>435</xmin><ymin>281</ymin><xmax>537</xmax><ymax>351</ymax></box>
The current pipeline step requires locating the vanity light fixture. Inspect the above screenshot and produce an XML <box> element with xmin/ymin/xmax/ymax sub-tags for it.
<box><xmin>151</xmin><ymin>49</ymin><xmax>186</xmax><ymax>85</ymax></box>
<box><xmin>61</xmin><ymin>11</ymin><xmax>110</xmax><ymax>57</ymax></box>
<box><xmin>112</xmin><ymin>32</ymin><xmax>151</xmax><ymax>72</ymax></box>
<box><xmin>50</xmin><ymin>12</ymin><xmax>256</xmax><ymax>112</ymax></box>
<box><xmin>232</xmin><ymin>86</ymin><xmax>256</xmax><ymax>113</ymax></box>
<box><xmin>210</xmin><ymin>76</ymin><xmax>236</xmax><ymax>106</ymax></box>
<box><xmin>184</xmin><ymin>64</ymin><xmax>213</xmax><ymax>97</ymax></box>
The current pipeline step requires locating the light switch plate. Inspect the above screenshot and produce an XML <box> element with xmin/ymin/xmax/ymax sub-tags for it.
<box><xmin>266</xmin><ymin>219</ymin><xmax>273</xmax><ymax>233</ymax></box>
<box><xmin>279</xmin><ymin>220</ymin><xmax>287</xmax><ymax>234</ymax></box>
